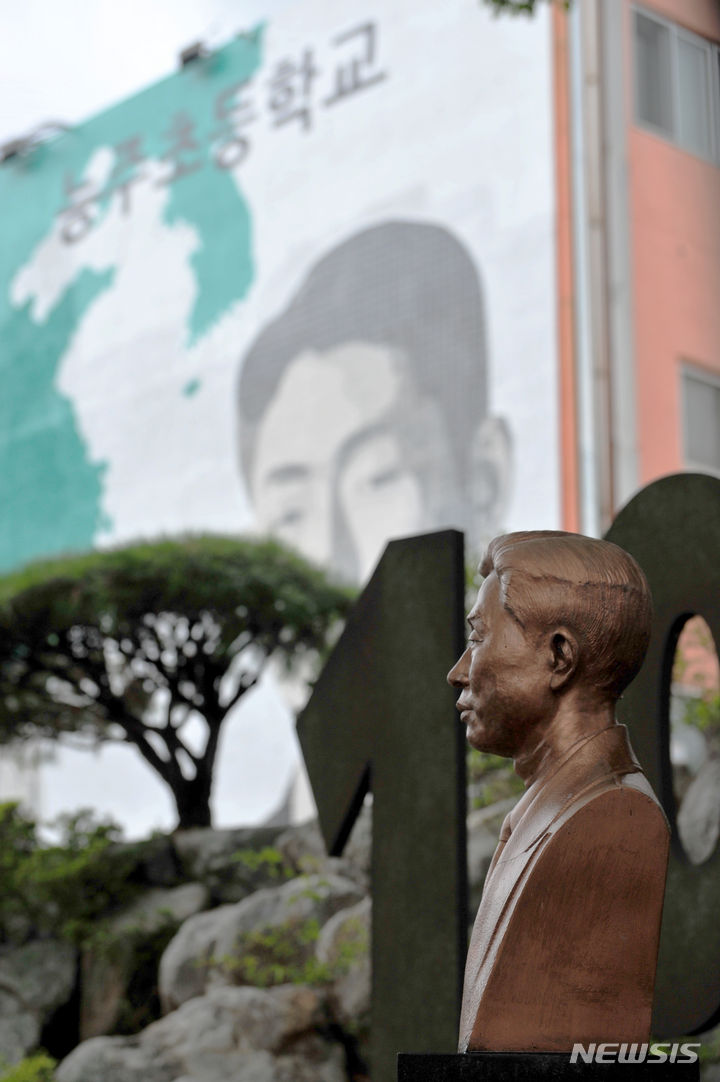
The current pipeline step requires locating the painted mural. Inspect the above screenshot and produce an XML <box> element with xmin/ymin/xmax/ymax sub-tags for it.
<box><xmin>238</xmin><ymin>221</ymin><xmax>512</xmax><ymax>582</ymax></box>
<box><xmin>0</xmin><ymin>0</ymin><xmax>558</xmax><ymax>829</ymax></box>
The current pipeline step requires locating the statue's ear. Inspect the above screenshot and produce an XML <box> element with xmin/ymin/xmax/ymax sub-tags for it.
<box><xmin>548</xmin><ymin>627</ymin><xmax>579</xmax><ymax>691</ymax></box>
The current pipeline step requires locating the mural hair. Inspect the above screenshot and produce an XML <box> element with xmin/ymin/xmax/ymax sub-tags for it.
<box><xmin>237</xmin><ymin>219</ymin><xmax>488</xmax><ymax>498</ymax></box>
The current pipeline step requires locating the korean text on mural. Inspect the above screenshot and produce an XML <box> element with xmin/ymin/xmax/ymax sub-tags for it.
<box><xmin>58</xmin><ymin>22</ymin><xmax>387</xmax><ymax>244</ymax></box>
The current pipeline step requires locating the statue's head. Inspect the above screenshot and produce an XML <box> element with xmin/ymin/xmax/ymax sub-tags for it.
<box><xmin>448</xmin><ymin>530</ymin><xmax>652</xmax><ymax>758</ymax></box>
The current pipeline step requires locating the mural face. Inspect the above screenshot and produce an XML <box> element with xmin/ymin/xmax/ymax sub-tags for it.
<box><xmin>240</xmin><ymin>222</ymin><xmax>512</xmax><ymax>581</ymax></box>
<box><xmin>0</xmin><ymin>0</ymin><xmax>559</xmax><ymax>829</ymax></box>
<box><xmin>250</xmin><ymin>343</ymin><xmax>421</xmax><ymax>581</ymax></box>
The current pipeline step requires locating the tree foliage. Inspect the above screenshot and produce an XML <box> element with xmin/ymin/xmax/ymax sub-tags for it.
<box><xmin>0</xmin><ymin>536</ymin><xmax>353</xmax><ymax>828</ymax></box>
<box><xmin>0</xmin><ymin>801</ymin><xmax>136</xmax><ymax>947</ymax></box>
<box><xmin>481</xmin><ymin>0</ymin><xmax>569</xmax><ymax>15</ymax></box>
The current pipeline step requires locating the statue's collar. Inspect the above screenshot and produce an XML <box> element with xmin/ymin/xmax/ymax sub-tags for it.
<box><xmin>507</xmin><ymin>724</ymin><xmax>641</xmax><ymax>842</ymax></box>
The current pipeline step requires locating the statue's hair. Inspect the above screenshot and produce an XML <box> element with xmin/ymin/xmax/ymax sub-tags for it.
<box><xmin>480</xmin><ymin>531</ymin><xmax>652</xmax><ymax>700</ymax></box>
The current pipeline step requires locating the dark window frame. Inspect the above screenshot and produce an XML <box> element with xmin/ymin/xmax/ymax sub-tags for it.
<box><xmin>633</xmin><ymin>6</ymin><xmax>719</xmax><ymax>165</ymax></box>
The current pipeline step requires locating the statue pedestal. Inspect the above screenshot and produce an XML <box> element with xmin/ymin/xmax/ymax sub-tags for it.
<box><xmin>397</xmin><ymin>1052</ymin><xmax>700</xmax><ymax>1080</ymax></box>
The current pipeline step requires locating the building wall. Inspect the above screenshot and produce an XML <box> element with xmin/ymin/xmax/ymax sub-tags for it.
<box><xmin>639</xmin><ymin>0</ymin><xmax>720</xmax><ymax>38</ymax></box>
<box><xmin>553</xmin><ymin>0</ymin><xmax>720</xmax><ymax>527</ymax></box>
<box><xmin>627</xmin><ymin>0</ymin><xmax>720</xmax><ymax>484</ymax></box>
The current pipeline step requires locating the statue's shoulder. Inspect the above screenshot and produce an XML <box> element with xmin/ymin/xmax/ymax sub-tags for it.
<box><xmin>542</xmin><ymin>776</ymin><xmax>670</xmax><ymax>860</ymax></box>
<box><xmin>550</xmin><ymin>764</ymin><xmax>668</xmax><ymax>832</ymax></box>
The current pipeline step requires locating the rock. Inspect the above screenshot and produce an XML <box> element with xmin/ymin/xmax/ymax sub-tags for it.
<box><xmin>342</xmin><ymin>804</ymin><xmax>372</xmax><ymax>888</ymax></box>
<box><xmin>0</xmin><ymin>939</ymin><xmax>76</xmax><ymax>1063</ymax></box>
<box><xmin>81</xmin><ymin>883</ymin><xmax>209</xmax><ymax>1040</ymax></box>
<box><xmin>172</xmin><ymin>826</ymin><xmax>284</xmax><ymax>879</ymax></box>
<box><xmin>114</xmin><ymin>883</ymin><xmax>209</xmax><ymax>935</ymax></box>
<box><xmin>144</xmin><ymin>985</ymin><xmax>346</xmax><ymax>1082</ymax></box>
<box><xmin>159</xmin><ymin>873</ymin><xmax>365</xmax><ymax>1012</ymax></box>
<box><xmin>468</xmin><ymin>795</ymin><xmax>516</xmax><ymax>840</ymax></box>
<box><xmin>134</xmin><ymin>834</ymin><xmax>183</xmax><ymax>887</ymax></box>
<box><xmin>81</xmin><ymin>951</ymin><xmax>129</xmax><ymax>1044</ymax></box>
<box><xmin>670</xmin><ymin>719</ymin><xmax>708</xmax><ymax>774</ymax></box>
<box><xmin>677</xmin><ymin>756</ymin><xmax>720</xmax><ymax>865</ymax></box>
<box><xmin>148</xmin><ymin>984</ymin><xmax>324</xmax><ymax>1057</ymax></box>
<box><xmin>275</xmin><ymin>820</ymin><xmax>327</xmax><ymax>874</ymax></box>
<box><xmin>276</xmin><ymin>807</ymin><xmax>372</xmax><ymax>890</ymax></box>
<box><xmin>157</xmin><ymin>905</ymin><xmax>226</xmax><ymax>1013</ymax></box>
<box><xmin>316</xmin><ymin>896</ymin><xmax>371</xmax><ymax>1028</ymax></box>
<box><xmin>467</xmin><ymin>796</ymin><xmax>515</xmax><ymax>911</ymax></box>
<box><xmin>0</xmin><ymin>938</ymin><xmax>76</xmax><ymax>1013</ymax></box>
<box><xmin>58</xmin><ymin>985</ymin><xmax>346</xmax><ymax>1082</ymax></box>
<box><xmin>172</xmin><ymin>825</ymin><xmax>286</xmax><ymax>904</ymax></box>
<box><xmin>0</xmin><ymin>988</ymin><xmax>40</xmax><ymax>1067</ymax></box>
<box><xmin>56</xmin><ymin>1034</ymin><xmax>178</xmax><ymax>1082</ymax></box>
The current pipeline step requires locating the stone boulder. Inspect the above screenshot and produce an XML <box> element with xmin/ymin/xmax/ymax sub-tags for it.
<box><xmin>56</xmin><ymin>1034</ymin><xmax>178</xmax><ymax>1082</ymax></box>
<box><xmin>316</xmin><ymin>896</ymin><xmax>371</xmax><ymax>1029</ymax></box>
<box><xmin>275</xmin><ymin>805</ymin><xmax>371</xmax><ymax>891</ymax></box>
<box><xmin>81</xmin><ymin>882</ymin><xmax>208</xmax><ymax>1040</ymax></box>
<box><xmin>159</xmin><ymin>873</ymin><xmax>364</xmax><ymax>1013</ymax></box>
<box><xmin>0</xmin><ymin>988</ymin><xmax>41</xmax><ymax>1068</ymax></box>
<box><xmin>0</xmin><ymin>939</ymin><xmax>76</xmax><ymax>1065</ymax></box>
<box><xmin>677</xmin><ymin>756</ymin><xmax>720</xmax><ymax>865</ymax></box>
<box><xmin>133</xmin><ymin>833</ymin><xmax>184</xmax><ymax>888</ymax></box>
<box><xmin>274</xmin><ymin>821</ymin><xmax>327</xmax><ymax>875</ymax></box>
<box><xmin>467</xmin><ymin>796</ymin><xmax>515</xmax><ymax>912</ymax></box>
<box><xmin>342</xmin><ymin>804</ymin><xmax>372</xmax><ymax>887</ymax></box>
<box><xmin>172</xmin><ymin>825</ymin><xmax>286</xmax><ymax>904</ymax></box>
<box><xmin>57</xmin><ymin>985</ymin><xmax>346</xmax><ymax>1082</ymax></box>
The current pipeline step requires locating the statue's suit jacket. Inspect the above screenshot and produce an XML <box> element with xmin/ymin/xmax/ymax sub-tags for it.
<box><xmin>459</xmin><ymin>724</ymin><xmax>669</xmax><ymax>1052</ymax></box>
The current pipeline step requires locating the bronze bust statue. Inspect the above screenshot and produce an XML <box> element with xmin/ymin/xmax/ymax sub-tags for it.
<box><xmin>448</xmin><ymin>531</ymin><xmax>669</xmax><ymax>1052</ymax></box>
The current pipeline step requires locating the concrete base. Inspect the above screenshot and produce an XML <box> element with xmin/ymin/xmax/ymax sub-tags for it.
<box><xmin>397</xmin><ymin>1051</ymin><xmax>700</xmax><ymax>1080</ymax></box>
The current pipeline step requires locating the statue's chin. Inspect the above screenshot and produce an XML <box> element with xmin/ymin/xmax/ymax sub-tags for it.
<box><xmin>465</xmin><ymin>725</ymin><xmax>511</xmax><ymax>760</ymax></box>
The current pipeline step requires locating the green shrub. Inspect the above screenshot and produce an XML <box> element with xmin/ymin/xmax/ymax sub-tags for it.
<box><xmin>215</xmin><ymin>911</ymin><xmax>367</xmax><ymax>989</ymax></box>
<box><xmin>681</xmin><ymin>693</ymin><xmax>720</xmax><ymax>734</ymax></box>
<box><xmin>467</xmin><ymin>750</ymin><xmax>524</xmax><ymax>809</ymax></box>
<box><xmin>231</xmin><ymin>846</ymin><xmax>294</xmax><ymax>881</ymax></box>
<box><xmin>0</xmin><ymin>802</ymin><xmax>138</xmax><ymax>948</ymax></box>
<box><xmin>0</xmin><ymin>1052</ymin><xmax>56</xmax><ymax>1082</ymax></box>
<box><xmin>223</xmin><ymin>917</ymin><xmax>330</xmax><ymax>987</ymax></box>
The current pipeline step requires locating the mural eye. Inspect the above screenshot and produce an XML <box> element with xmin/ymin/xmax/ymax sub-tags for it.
<box><xmin>275</xmin><ymin>508</ymin><xmax>304</xmax><ymax>529</ymax></box>
<box><xmin>369</xmin><ymin>467</ymin><xmax>401</xmax><ymax>489</ymax></box>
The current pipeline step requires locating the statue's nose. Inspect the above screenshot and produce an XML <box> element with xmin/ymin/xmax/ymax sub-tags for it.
<box><xmin>447</xmin><ymin>652</ymin><xmax>469</xmax><ymax>688</ymax></box>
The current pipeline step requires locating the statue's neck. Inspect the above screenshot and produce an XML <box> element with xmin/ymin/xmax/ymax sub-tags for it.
<box><xmin>514</xmin><ymin>699</ymin><xmax>616</xmax><ymax>786</ymax></box>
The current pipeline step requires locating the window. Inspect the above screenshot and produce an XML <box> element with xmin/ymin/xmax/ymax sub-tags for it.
<box><xmin>634</xmin><ymin>8</ymin><xmax>719</xmax><ymax>163</ymax></box>
<box><xmin>635</xmin><ymin>13</ymin><xmax>673</xmax><ymax>135</ymax></box>
<box><xmin>682</xmin><ymin>368</ymin><xmax>720</xmax><ymax>473</ymax></box>
<box><xmin>677</xmin><ymin>36</ymin><xmax>713</xmax><ymax>157</ymax></box>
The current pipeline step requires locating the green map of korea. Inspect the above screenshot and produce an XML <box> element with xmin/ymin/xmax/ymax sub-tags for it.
<box><xmin>0</xmin><ymin>30</ymin><xmax>263</xmax><ymax>573</ymax></box>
